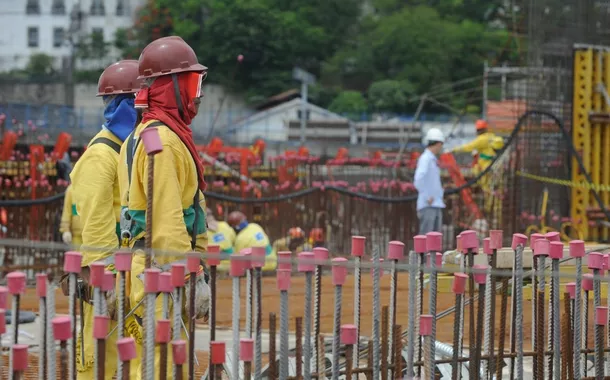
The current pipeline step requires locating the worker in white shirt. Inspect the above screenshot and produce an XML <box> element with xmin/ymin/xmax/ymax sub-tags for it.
<box><xmin>414</xmin><ymin>128</ymin><xmax>445</xmax><ymax>234</ymax></box>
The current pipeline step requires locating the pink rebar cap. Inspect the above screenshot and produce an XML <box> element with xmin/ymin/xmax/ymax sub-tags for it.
<box><xmin>583</xmin><ymin>274</ymin><xmax>594</xmax><ymax>292</ymax></box>
<box><xmin>230</xmin><ymin>254</ymin><xmax>245</xmax><ymax>277</ymax></box>
<box><xmin>569</xmin><ymin>240</ymin><xmax>585</xmax><ymax>258</ymax></box>
<box><xmin>414</xmin><ymin>235</ymin><xmax>427</xmax><ymax>254</ymax></box>
<box><xmin>52</xmin><ymin>316</ymin><xmax>71</xmax><ymax>341</ymax></box>
<box><xmin>210</xmin><ymin>341</ymin><xmax>226</xmax><ymax>365</ymax></box>
<box><xmin>387</xmin><ymin>241</ymin><xmax>405</xmax><ymax>261</ymax></box>
<box><xmin>7</xmin><ymin>272</ymin><xmax>26</xmax><ymax>295</ymax></box>
<box><xmin>566</xmin><ymin>283</ymin><xmax>576</xmax><ymax>299</ymax></box>
<box><xmin>370</xmin><ymin>258</ymin><xmax>384</xmax><ymax>277</ymax></box>
<box><xmin>298</xmin><ymin>252</ymin><xmax>315</xmax><ymax>273</ymax></box>
<box><xmin>0</xmin><ymin>309</ymin><xmax>6</xmax><ymax>335</ymax></box>
<box><xmin>173</xmin><ymin>340</ymin><xmax>188</xmax><ymax>365</ymax></box>
<box><xmin>277</xmin><ymin>251</ymin><xmax>292</xmax><ymax>271</ymax></box>
<box><xmin>549</xmin><ymin>241</ymin><xmax>564</xmax><ymax>260</ymax></box>
<box><xmin>340</xmin><ymin>324</ymin><xmax>358</xmax><ymax>345</ymax></box>
<box><xmin>489</xmin><ymin>230</ymin><xmax>503</xmax><ymax>250</ymax></box>
<box><xmin>251</xmin><ymin>246</ymin><xmax>266</xmax><ymax>268</ymax></box>
<box><xmin>93</xmin><ymin>315</ymin><xmax>110</xmax><ymax>340</ymax></box>
<box><xmin>534</xmin><ymin>239</ymin><xmax>550</xmax><ymax>256</ymax></box>
<box><xmin>426</xmin><ymin>232</ymin><xmax>443</xmax><ymax>252</ymax></box>
<box><xmin>63</xmin><ymin>251</ymin><xmax>83</xmax><ymax>273</ymax></box>
<box><xmin>144</xmin><ymin>268</ymin><xmax>161</xmax><ymax>293</ymax></box>
<box><xmin>313</xmin><ymin>247</ymin><xmax>329</xmax><ymax>262</ymax></box>
<box><xmin>36</xmin><ymin>273</ymin><xmax>47</xmax><ymax>298</ymax></box>
<box><xmin>159</xmin><ymin>272</ymin><xmax>173</xmax><ymax>294</ymax></box>
<box><xmin>240</xmin><ymin>338</ymin><xmax>254</xmax><ymax>362</ymax></box>
<box><xmin>351</xmin><ymin>236</ymin><xmax>366</xmax><ymax>257</ymax></box>
<box><xmin>332</xmin><ymin>257</ymin><xmax>348</xmax><ymax>286</ymax></box>
<box><xmin>460</xmin><ymin>230</ymin><xmax>478</xmax><ymax>251</ymax></box>
<box><xmin>529</xmin><ymin>233</ymin><xmax>544</xmax><ymax>251</ymax></box>
<box><xmin>0</xmin><ymin>287</ymin><xmax>7</xmax><ymax>309</ymax></box>
<box><xmin>473</xmin><ymin>264</ymin><xmax>487</xmax><ymax>285</ymax></box>
<box><xmin>171</xmin><ymin>263</ymin><xmax>186</xmax><ymax>288</ymax></box>
<box><xmin>89</xmin><ymin>262</ymin><xmax>105</xmax><ymax>288</ymax></box>
<box><xmin>114</xmin><ymin>250</ymin><xmax>132</xmax><ymax>272</ymax></box>
<box><xmin>456</xmin><ymin>234</ymin><xmax>463</xmax><ymax>253</ymax></box>
<box><xmin>241</xmin><ymin>248</ymin><xmax>252</xmax><ymax>270</ymax></box>
<box><xmin>427</xmin><ymin>252</ymin><xmax>443</xmax><ymax>268</ymax></box>
<box><xmin>186</xmin><ymin>252</ymin><xmax>200</xmax><ymax>273</ymax></box>
<box><xmin>588</xmin><ymin>252</ymin><xmax>604</xmax><ymax>270</ymax></box>
<box><xmin>545</xmin><ymin>231</ymin><xmax>561</xmax><ymax>242</ymax></box>
<box><xmin>483</xmin><ymin>238</ymin><xmax>491</xmax><ymax>255</ymax></box>
<box><xmin>207</xmin><ymin>245</ymin><xmax>221</xmax><ymax>266</ymax></box>
<box><xmin>277</xmin><ymin>269</ymin><xmax>291</xmax><ymax>291</ymax></box>
<box><xmin>596</xmin><ymin>307</ymin><xmax>609</xmax><ymax>326</ymax></box>
<box><xmin>511</xmin><ymin>233</ymin><xmax>528</xmax><ymax>250</ymax></box>
<box><xmin>117</xmin><ymin>338</ymin><xmax>137</xmax><ymax>362</ymax></box>
<box><xmin>452</xmin><ymin>273</ymin><xmax>468</xmax><ymax>294</ymax></box>
<box><xmin>139</xmin><ymin>127</ymin><xmax>163</xmax><ymax>155</ymax></box>
<box><xmin>12</xmin><ymin>344</ymin><xmax>28</xmax><ymax>371</ymax></box>
<box><xmin>156</xmin><ymin>319</ymin><xmax>171</xmax><ymax>343</ymax></box>
<box><xmin>419</xmin><ymin>315</ymin><xmax>433</xmax><ymax>336</ymax></box>
<box><xmin>102</xmin><ymin>271</ymin><xmax>114</xmax><ymax>292</ymax></box>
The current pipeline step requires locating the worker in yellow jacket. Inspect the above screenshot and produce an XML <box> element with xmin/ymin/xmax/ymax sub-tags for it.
<box><xmin>272</xmin><ymin>227</ymin><xmax>311</xmax><ymax>253</ymax></box>
<box><xmin>69</xmin><ymin>60</ymin><xmax>143</xmax><ymax>379</ymax></box>
<box><xmin>59</xmin><ymin>184</ymin><xmax>82</xmax><ymax>247</ymax></box>
<box><xmin>228</xmin><ymin>211</ymin><xmax>276</xmax><ymax>271</ymax></box>
<box><xmin>450</xmin><ymin>119</ymin><xmax>504</xmax><ymax>175</ymax></box>
<box><xmin>119</xmin><ymin>36</ymin><xmax>210</xmax><ymax>380</ymax></box>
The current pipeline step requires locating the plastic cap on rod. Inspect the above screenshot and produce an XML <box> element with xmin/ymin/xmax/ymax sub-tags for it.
<box><xmin>7</xmin><ymin>272</ymin><xmax>26</xmax><ymax>295</ymax></box>
<box><xmin>117</xmin><ymin>338</ymin><xmax>137</xmax><ymax>362</ymax></box>
<box><xmin>207</xmin><ymin>245</ymin><xmax>221</xmax><ymax>266</ymax></box>
<box><xmin>414</xmin><ymin>235</ymin><xmax>427</xmax><ymax>254</ymax></box>
<box><xmin>331</xmin><ymin>257</ymin><xmax>348</xmax><ymax>286</ymax></box>
<box><xmin>511</xmin><ymin>233</ymin><xmax>528</xmax><ymax>250</ymax></box>
<box><xmin>63</xmin><ymin>251</ymin><xmax>83</xmax><ymax>273</ymax></box>
<box><xmin>351</xmin><ymin>236</ymin><xmax>366</xmax><ymax>257</ymax></box>
<box><xmin>489</xmin><ymin>230</ymin><xmax>503</xmax><ymax>250</ymax></box>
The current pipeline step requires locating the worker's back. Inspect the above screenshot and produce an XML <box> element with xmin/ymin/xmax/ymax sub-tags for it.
<box><xmin>208</xmin><ymin>220</ymin><xmax>235</xmax><ymax>254</ymax></box>
<box><xmin>235</xmin><ymin>222</ymin><xmax>272</xmax><ymax>255</ymax></box>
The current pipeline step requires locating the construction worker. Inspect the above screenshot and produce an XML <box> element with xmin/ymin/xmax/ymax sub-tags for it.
<box><xmin>414</xmin><ymin>128</ymin><xmax>445</xmax><ymax>235</ymax></box>
<box><xmin>272</xmin><ymin>227</ymin><xmax>311</xmax><ymax>253</ymax></box>
<box><xmin>227</xmin><ymin>210</ymin><xmax>275</xmax><ymax>271</ymax></box>
<box><xmin>69</xmin><ymin>60</ymin><xmax>143</xmax><ymax>379</ymax></box>
<box><xmin>206</xmin><ymin>207</ymin><xmax>235</xmax><ymax>254</ymax></box>
<box><xmin>450</xmin><ymin>119</ymin><xmax>504</xmax><ymax>175</ymax></box>
<box><xmin>308</xmin><ymin>227</ymin><xmax>325</xmax><ymax>248</ymax></box>
<box><xmin>59</xmin><ymin>184</ymin><xmax>82</xmax><ymax>247</ymax></box>
<box><xmin>119</xmin><ymin>36</ymin><xmax>210</xmax><ymax>379</ymax></box>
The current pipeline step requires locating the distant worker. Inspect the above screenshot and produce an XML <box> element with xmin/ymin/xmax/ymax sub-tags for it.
<box><xmin>206</xmin><ymin>207</ymin><xmax>236</xmax><ymax>255</ymax></box>
<box><xmin>272</xmin><ymin>227</ymin><xmax>311</xmax><ymax>253</ymax></box>
<box><xmin>228</xmin><ymin>210</ymin><xmax>276</xmax><ymax>271</ymax></box>
<box><xmin>309</xmin><ymin>227</ymin><xmax>325</xmax><ymax>248</ymax></box>
<box><xmin>414</xmin><ymin>128</ymin><xmax>445</xmax><ymax>235</ymax></box>
<box><xmin>450</xmin><ymin>119</ymin><xmax>504</xmax><ymax>175</ymax></box>
<box><xmin>60</xmin><ymin>184</ymin><xmax>82</xmax><ymax>246</ymax></box>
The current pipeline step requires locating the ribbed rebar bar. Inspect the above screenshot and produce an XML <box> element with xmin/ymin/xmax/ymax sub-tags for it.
<box><xmin>304</xmin><ymin>272</ymin><xmax>313</xmax><ymax>380</ymax></box>
<box><xmin>372</xmin><ymin>246</ymin><xmax>381</xmax><ymax>380</ymax></box>
<box><xmin>574</xmin><ymin>257</ymin><xmax>583</xmax><ymax>379</ymax></box>
<box><xmin>406</xmin><ymin>250</ymin><xmax>417</xmax><ymax>378</ymax></box>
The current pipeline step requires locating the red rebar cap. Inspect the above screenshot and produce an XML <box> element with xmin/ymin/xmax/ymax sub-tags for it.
<box><xmin>173</xmin><ymin>340</ymin><xmax>188</xmax><ymax>365</ymax></box>
<box><xmin>89</xmin><ymin>262</ymin><xmax>105</xmax><ymax>288</ymax></box>
<box><xmin>473</xmin><ymin>264</ymin><xmax>487</xmax><ymax>285</ymax></box>
<box><xmin>529</xmin><ymin>233</ymin><xmax>544</xmax><ymax>251</ymax></box>
<box><xmin>6</xmin><ymin>272</ymin><xmax>26</xmax><ymax>295</ymax></box>
<box><xmin>140</xmin><ymin>127</ymin><xmax>163</xmax><ymax>155</ymax></box>
<box><xmin>186</xmin><ymin>252</ymin><xmax>200</xmax><ymax>273</ymax></box>
<box><xmin>414</xmin><ymin>235</ymin><xmax>427</xmax><ymax>254</ymax></box>
<box><xmin>156</xmin><ymin>319</ymin><xmax>171</xmax><ymax>343</ymax></box>
<box><xmin>566</xmin><ymin>283</ymin><xmax>576</xmax><ymax>299</ymax></box>
<box><xmin>596</xmin><ymin>306</ymin><xmax>608</xmax><ymax>326</ymax></box>
<box><xmin>489</xmin><ymin>230</ymin><xmax>503</xmax><ymax>250</ymax></box>
<box><xmin>12</xmin><ymin>344</ymin><xmax>28</xmax><ymax>371</ymax></box>
<box><xmin>117</xmin><ymin>337</ymin><xmax>137</xmax><ymax>362</ymax></box>
<box><xmin>207</xmin><ymin>245</ymin><xmax>221</xmax><ymax>266</ymax></box>
<box><xmin>171</xmin><ymin>263</ymin><xmax>186</xmax><ymax>288</ymax></box>
<box><xmin>241</xmin><ymin>248</ymin><xmax>252</xmax><ymax>270</ymax></box>
<box><xmin>63</xmin><ymin>251</ymin><xmax>83</xmax><ymax>273</ymax></box>
<box><xmin>351</xmin><ymin>236</ymin><xmax>366</xmax><ymax>257</ymax></box>
<box><xmin>549</xmin><ymin>241</ymin><xmax>564</xmax><ymax>260</ymax></box>
<box><xmin>0</xmin><ymin>309</ymin><xmax>6</xmax><ymax>335</ymax></box>
<box><xmin>425</xmin><ymin>231</ymin><xmax>443</xmax><ymax>252</ymax></box>
<box><xmin>511</xmin><ymin>233</ymin><xmax>528</xmax><ymax>250</ymax></box>
<box><xmin>298</xmin><ymin>252</ymin><xmax>315</xmax><ymax>273</ymax></box>
<box><xmin>370</xmin><ymin>258</ymin><xmax>384</xmax><ymax>277</ymax></box>
<box><xmin>277</xmin><ymin>251</ymin><xmax>292</xmax><ymax>271</ymax></box>
<box><xmin>93</xmin><ymin>315</ymin><xmax>110</xmax><ymax>339</ymax></box>
<box><xmin>230</xmin><ymin>254</ymin><xmax>245</xmax><ymax>277</ymax></box>
<box><xmin>419</xmin><ymin>315</ymin><xmax>433</xmax><ymax>336</ymax></box>
<box><xmin>452</xmin><ymin>273</ymin><xmax>468</xmax><ymax>294</ymax></box>
<box><xmin>332</xmin><ymin>257</ymin><xmax>349</xmax><ymax>286</ymax></box>
<box><xmin>276</xmin><ymin>269</ymin><xmax>291</xmax><ymax>291</ymax></box>
<box><xmin>144</xmin><ymin>268</ymin><xmax>161</xmax><ymax>293</ymax></box>
<box><xmin>313</xmin><ymin>247</ymin><xmax>329</xmax><ymax>262</ymax></box>
<box><xmin>210</xmin><ymin>341</ymin><xmax>225</xmax><ymax>365</ymax></box>
<box><xmin>36</xmin><ymin>273</ymin><xmax>47</xmax><ymax>298</ymax></box>
<box><xmin>588</xmin><ymin>252</ymin><xmax>604</xmax><ymax>270</ymax></box>
<box><xmin>387</xmin><ymin>241</ymin><xmax>405</xmax><ymax>261</ymax></box>
<box><xmin>583</xmin><ymin>274</ymin><xmax>594</xmax><ymax>292</ymax></box>
<box><xmin>427</xmin><ymin>252</ymin><xmax>443</xmax><ymax>268</ymax></box>
<box><xmin>52</xmin><ymin>316</ymin><xmax>71</xmax><ymax>341</ymax></box>
<box><xmin>340</xmin><ymin>324</ymin><xmax>358</xmax><ymax>345</ymax></box>
<box><xmin>251</xmin><ymin>246</ymin><xmax>266</xmax><ymax>268</ymax></box>
<box><xmin>460</xmin><ymin>230</ymin><xmax>478</xmax><ymax>251</ymax></box>
<box><xmin>483</xmin><ymin>238</ymin><xmax>491</xmax><ymax>255</ymax></box>
<box><xmin>114</xmin><ymin>250</ymin><xmax>132</xmax><ymax>272</ymax></box>
<box><xmin>159</xmin><ymin>272</ymin><xmax>173</xmax><ymax>294</ymax></box>
<box><xmin>240</xmin><ymin>338</ymin><xmax>254</xmax><ymax>362</ymax></box>
<box><xmin>102</xmin><ymin>271</ymin><xmax>114</xmax><ymax>292</ymax></box>
<box><xmin>569</xmin><ymin>240</ymin><xmax>585</xmax><ymax>258</ymax></box>
<box><xmin>0</xmin><ymin>286</ymin><xmax>7</xmax><ymax>309</ymax></box>
<box><xmin>534</xmin><ymin>239</ymin><xmax>549</xmax><ymax>256</ymax></box>
<box><xmin>545</xmin><ymin>231</ymin><xmax>560</xmax><ymax>242</ymax></box>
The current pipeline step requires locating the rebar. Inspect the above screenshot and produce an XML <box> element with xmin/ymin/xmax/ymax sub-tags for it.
<box><xmin>381</xmin><ymin>306</ymin><xmax>389</xmax><ymax>380</ymax></box>
<box><xmin>269</xmin><ymin>313</ymin><xmax>277</xmax><ymax>380</ymax></box>
<box><xmin>145</xmin><ymin>292</ymin><xmax>155</xmax><ymax>380</ymax></box>
<box><xmin>575</xmin><ymin>257</ymin><xmax>583</xmax><ymax>380</ymax></box>
<box><xmin>117</xmin><ymin>271</ymin><xmax>126</xmax><ymax>378</ymax></box>
<box><xmin>424</xmin><ymin>335</ymin><xmax>433</xmax><ymax>380</ymax></box>
<box><xmin>68</xmin><ymin>274</ymin><xmax>76</xmax><ymax>380</ymax></box>
<box><xmin>416</xmin><ymin>253</ymin><xmax>424</xmax><ymax>378</ymax></box>
<box><xmin>515</xmin><ymin>245</ymin><xmax>524</xmax><ymax>379</ymax></box>
<box><xmin>46</xmin><ymin>278</ymin><xmax>57</xmax><ymax>380</ymax></box>
<box><xmin>188</xmin><ymin>273</ymin><xmax>196</xmax><ymax>380</ymax></box>
<box><xmin>210</xmin><ymin>265</ymin><xmax>217</xmax><ymax>380</ymax></box>
<box><xmin>482</xmin><ymin>255</ymin><xmax>492</xmax><ymax>379</ymax></box>
<box><xmin>509</xmin><ymin>246</ymin><xmax>518</xmax><ymax>380</ymax></box>
<box><xmin>552</xmin><ymin>258</ymin><xmax>561</xmax><ymax>380</ymax></box>
<box><xmin>474</xmin><ymin>282</ymin><xmax>486</xmax><ymax>380</ymax></box>
<box><xmin>406</xmin><ymin>250</ymin><xmax>417</xmax><ymax>378</ymax></box>
<box><xmin>388</xmin><ymin>259</ymin><xmax>397</xmax><ymax>380</ymax></box>
<box><xmin>429</xmin><ymin>251</ymin><xmax>438</xmax><ymax>378</ymax></box>
<box><xmin>458</xmin><ymin>253</ymin><xmax>466</xmax><ymax>375</ymax></box>
<box><xmin>38</xmin><ymin>293</ymin><xmax>46</xmax><ymax>380</ymax></box>
<box><xmin>296</xmin><ymin>317</ymin><xmax>303</xmax><ymax>379</ymax></box>
<box><xmin>607</xmin><ymin>275</ymin><xmax>610</xmax><ymax>375</ymax></box>
<box><xmin>280</xmin><ymin>288</ymin><xmax>289</xmax><ymax>380</ymax></box>
<box><xmin>532</xmin><ymin>251</ymin><xmax>539</xmax><ymax>379</ymax></box>
<box><xmin>246</xmin><ymin>268</ymin><xmax>253</xmax><ymax>338</ymax></box>
<box><xmin>345</xmin><ymin>344</ymin><xmax>354</xmax><ymax>380</ymax></box>
<box><xmin>173</xmin><ymin>286</ymin><xmax>183</xmax><ymax>380</ymax></box>
<box><xmin>331</xmin><ymin>282</ymin><xmax>343</xmax><ymax>380</ymax></box>
<box><xmin>583</xmin><ymin>290</ymin><xmax>589</xmax><ymax>378</ymax></box>
<box><xmin>537</xmin><ymin>289</ymin><xmax>545</xmax><ymax>380</ymax></box>
<box><xmin>452</xmin><ymin>293</ymin><xmax>462</xmax><ymax>380</ymax></box>
<box><xmin>255</xmin><ymin>268</ymin><xmax>263</xmax><ymax>379</ymax></box>
<box><xmin>497</xmin><ymin>278</ymin><xmax>509</xmax><ymax>380</ymax></box>
<box><xmin>372</xmin><ymin>246</ymin><xmax>381</xmax><ymax>380</ymax></box>
<box><xmin>394</xmin><ymin>324</ymin><xmax>403</xmax><ymax>378</ymax></box>
<box><xmin>97</xmin><ymin>337</ymin><xmax>106</xmax><ymax>380</ymax></box>
<box><xmin>304</xmin><ymin>271</ymin><xmax>313</xmax><ymax>380</ymax></box>
<box><xmin>314</xmin><ymin>262</ymin><xmax>322</xmax><ymax>376</ymax></box>
<box><xmin>232</xmin><ymin>275</ymin><xmax>241</xmax><ymax>380</ymax></box>
<box><xmin>468</xmin><ymin>252</ymin><xmax>475</xmax><ymax>369</ymax></box>
<box><xmin>353</xmin><ymin>255</ymin><xmax>361</xmax><ymax>380</ymax></box>
<box><xmin>595</xmin><ymin>317</ymin><xmax>604</xmax><ymax>380</ymax></box>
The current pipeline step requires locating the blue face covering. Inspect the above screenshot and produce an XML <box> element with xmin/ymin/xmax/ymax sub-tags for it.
<box><xmin>103</xmin><ymin>95</ymin><xmax>137</xmax><ymax>142</ymax></box>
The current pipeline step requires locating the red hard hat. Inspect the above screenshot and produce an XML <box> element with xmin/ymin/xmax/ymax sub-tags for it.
<box><xmin>475</xmin><ymin>119</ymin><xmax>488</xmax><ymax>131</ymax></box>
<box><xmin>288</xmin><ymin>227</ymin><xmax>305</xmax><ymax>239</ymax></box>
<box><xmin>97</xmin><ymin>60</ymin><xmax>143</xmax><ymax>96</ymax></box>
<box><xmin>137</xmin><ymin>36</ymin><xmax>207</xmax><ymax>80</ymax></box>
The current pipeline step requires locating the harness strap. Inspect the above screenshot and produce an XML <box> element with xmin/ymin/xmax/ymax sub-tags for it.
<box><xmin>89</xmin><ymin>137</ymin><xmax>121</xmax><ymax>154</ymax></box>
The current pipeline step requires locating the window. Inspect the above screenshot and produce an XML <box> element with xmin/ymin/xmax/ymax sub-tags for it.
<box><xmin>28</xmin><ymin>27</ymin><xmax>39</xmax><ymax>48</ymax></box>
<box><xmin>116</xmin><ymin>0</ymin><xmax>126</xmax><ymax>16</ymax></box>
<box><xmin>52</xmin><ymin>0</ymin><xmax>66</xmax><ymax>15</ymax></box>
<box><xmin>92</xmin><ymin>27</ymin><xmax>104</xmax><ymax>40</ymax></box>
<box><xmin>90</xmin><ymin>0</ymin><xmax>105</xmax><ymax>16</ymax></box>
<box><xmin>53</xmin><ymin>28</ymin><xmax>64</xmax><ymax>48</ymax></box>
<box><xmin>297</xmin><ymin>110</ymin><xmax>311</xmax><ymax>120</ymax></box>
<box><xmin>26</xmin><ymin>0</ymin><xmax>40</xmax><ymax>14</ymax></box>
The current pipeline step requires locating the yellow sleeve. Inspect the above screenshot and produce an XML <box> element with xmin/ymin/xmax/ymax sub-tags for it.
<box><xmin>452</xmin><ymin>135</ymin><xmax>488</xmax><ymax>154</ymax></box>
<box><xmin>72</xmin><ymin>147</ymin><xmax>119</xmax><ymax>266</ymax></box>
<box><xmin>59</xmin><ymin>185</ymin><xmax>72</xmax><ymax>234</ymax></box>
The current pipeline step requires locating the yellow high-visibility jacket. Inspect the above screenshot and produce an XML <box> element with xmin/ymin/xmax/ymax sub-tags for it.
<box><xmin>70</xmin><ymin>129</ymin><xmax>122</xmax><ymax>267</ymax></box>
<box><xmin>452</xmin><ymin>132</ymin><xmax>504</xmax><ymax>172</ymax></box>
<box><xmin>59</xmin><ymin>184</ymin><xmax>82</xmax><ymax>238</ymax></box>
<box><xmin>208</xmin><ymin>221</ymin><xmax>235</xmax><ymax>254</ymax></box>
<box><xmin>233</xmin><ymin>223</ymin><xmax>276</xmax><ymax>271</ymax></box>
<box><xmin>272</xmin><ymin>236</ymin><xmax>311</xmax><ymax>254</ymax></box>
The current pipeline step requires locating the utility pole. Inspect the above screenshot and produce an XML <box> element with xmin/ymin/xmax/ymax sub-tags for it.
<box><xmin>292</xmin><ymin>67</ymin><xmax>316</xmax><ymax>144</ymax></box>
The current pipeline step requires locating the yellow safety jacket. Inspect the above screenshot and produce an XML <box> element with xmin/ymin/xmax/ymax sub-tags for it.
<box><xmin>59</xmin><ymin>184</ymin><xmax>82</xmax><ymax>238</ymax></box>
<box><xmin>452</xmin><ymin>132</ymin><xmax>504</xmax><ymax>173</ymax></box>
<box><xmin>208</xmin><ymin>221</ymin><xmax>235</xmax><ymax>254</ymax></box>
<box><xmin>272</xmin><ymin>236</ymin><xmax>311</xmax><ymax>254</ymax></box>
<box><xmin>70</xmin><ymin>129</ymin><xmax>123</xmax><ymax>267</ymax></box>
<box><xmin>233</xmin><ymin>223</ymin><xmax>276</xmax><ymax>271</ymax></box>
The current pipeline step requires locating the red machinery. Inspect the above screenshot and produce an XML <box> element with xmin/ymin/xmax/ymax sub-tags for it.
<box><xmin>439</xmin><ymin>152</ymin><xmax>483</xmax><ymax>220</ymax></box>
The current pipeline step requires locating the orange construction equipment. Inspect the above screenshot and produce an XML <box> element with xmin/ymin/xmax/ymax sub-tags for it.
<box><xmin>51</xmin><ymin>132</ymin><xmax>72</xmax><ymax>161</ymax></box>
<box><xmin>439</xmin><ymin>152</ymin><xmax>483</xmax><ymax>220</ymax></box>
<box><xmin>0</xmin><ymin>131</ymin><xmax>17</xmax><ymax>160</ymax></box>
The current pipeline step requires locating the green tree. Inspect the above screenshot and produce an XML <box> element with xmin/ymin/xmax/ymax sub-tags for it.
<box><xmin>368</xmin><ymin>79</ymin><xmax>415</xmax><ymax>113</ymax></box>
<box><xmin>328</xmin><ymin>91</ymin><xmax>367</xmax><ymax>120</ymax></box>
<box><xmin>24</xmin><ymin>54</ymin><xmax>57</xmax><ymax>78</ymax></box>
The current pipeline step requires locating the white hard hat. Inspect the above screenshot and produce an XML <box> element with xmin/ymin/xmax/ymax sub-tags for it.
<box><xmin>423</xmin><ymin>128</ymin><xmax>445</xmax><ymax>145</ymax></box>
